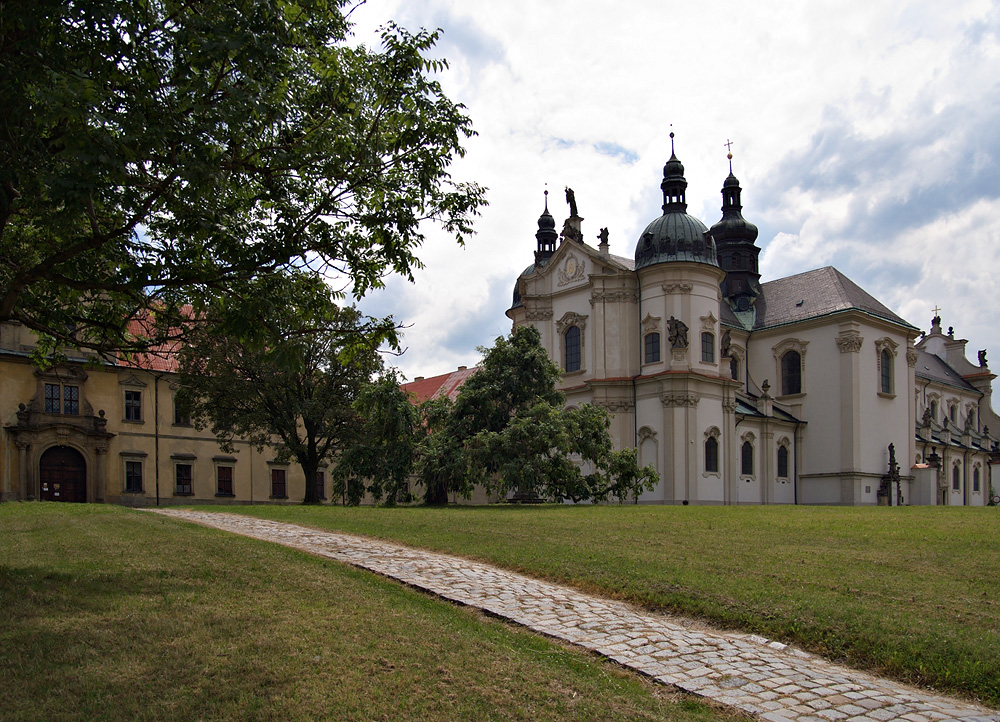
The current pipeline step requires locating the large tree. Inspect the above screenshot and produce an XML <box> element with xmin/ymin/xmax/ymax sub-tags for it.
<box><xmin>417</xmin><ymin>326</ymin><xmax>658</xmax><ymax>504</ymax></box>
<box><xmin>0</xmin><ymin>0</ymin><xmax>485</xmax><ymax>357</ymax></box>
<box><xmin>176</xmin><ymin>272</ymin><xmax>385</xmax><ymax>503</ymax></box>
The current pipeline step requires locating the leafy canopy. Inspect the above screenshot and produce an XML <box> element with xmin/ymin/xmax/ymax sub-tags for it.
<box><xmin>176</xmin><ymin>271</ymin><xmax>386</xmax><ymax>503</ymax></box>
<box><xmin>0</xmin><ymin>0</ymin><xmax>485</xmax><ymax>356</ymax></box>
<box><xmin>417</xmin><ymin>326</ymin><xmax>658</xmax><ymax>504</ymax></box>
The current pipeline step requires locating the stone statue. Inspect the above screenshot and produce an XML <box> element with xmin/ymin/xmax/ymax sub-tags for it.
<box><xmin>979</xmin><ymin>349</ymin><xmax>988</xmax><ymax>367</ymax></box>
<box><xmin>560</xmin><ymin>218</ymin><xmax>581</xmax><ymax>244</ymax></box>
<box><xmin>597</xmin><ymin>227</ymin><xmax>609</xmax><ymax>245</ymax></box>
<box><xmin>921</xmin><ymin>406</ymin><xmax>932</xmax><ymax>427</ymax></box>
<box><xmin>965</xmin><ymin>412</ymin><xmax>975</xmax><ymax>433</ymax></box>
<box><xmin>667</xmin><ymin>316</ymin><xmax>688</xmax><ymax>349</ymax></box>
<box><xmin>565</xmin><ymin>186</ymin><xmax>578</xmax><ymax>217</ymax></box>
<box><xmin>721</xmin><ymin>329</ymin><xmax>732</xmax><ymax>358</ymax></box>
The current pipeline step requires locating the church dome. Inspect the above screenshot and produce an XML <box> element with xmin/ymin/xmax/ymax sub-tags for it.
<box><xmin>634</xmin><ymin>135</ymin><xmax>719</xmax><ymax>270</ymax></box>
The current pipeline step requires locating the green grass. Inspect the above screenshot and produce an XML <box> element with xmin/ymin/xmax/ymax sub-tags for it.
<box><xmin>0</xmin><ymin>503</ymin><xmax>742</xmax><ymax>722</ymax></box>
<box><xmin>207</xmin><ymin>503</ymin><xmax>1000</xmax><ymax>708</ymax></box>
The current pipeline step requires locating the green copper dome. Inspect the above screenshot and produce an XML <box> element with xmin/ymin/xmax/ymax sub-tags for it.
<box><xmin>634</xmin><ymin>137</ymin><xmax>719</xmax><ymax>269</ymax></box>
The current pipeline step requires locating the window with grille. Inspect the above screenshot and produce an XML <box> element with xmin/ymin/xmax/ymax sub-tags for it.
<box><xmin>271</xmin><ymin>468</ymin><xmax>287</xmax><ymax>499</ymax></box>
<box><xmin>175</xmin><ymin>464</ymin><xmax>193</xmax><ymax>495</ymax></box>
<box><xmin>564</xmin><ymin>326</ymin><xmax>581</xmax><ymax>372</ymax></box>
<box><xmin>125</xmin><ymin>461</ymin><xmax>143</xmax><ymax>493</ymax></box>
<box><xmin>125</xmin><ymin>390</ymin><xmax>142</xmax><ymax>421</ymax></box>
<box><xmin>217</xmin><ymin>466</ymin><xmax>233</xmax><ymax>496</ymax></box>
<box><xmin>644</xmin><ymin>333</ymin><xmax>660</xmax><ymax>364</ymax></box>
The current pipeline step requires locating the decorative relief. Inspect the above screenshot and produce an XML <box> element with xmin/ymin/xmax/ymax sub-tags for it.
<box><xmin>524</xmin><ymin>310</ymin><xmax>553</xmax><ymax>321</ymax></box>
<box><xmin>590</xmin><ymin>290</ymin><xmax>639</xmax><ymax>305</ymax></box>
<box><xmin>641</xmin><ymin>313</ymin><xmax>661</xmax><ymax>335</ymax></box>
<box><xmin>723</xmin><ymin>400</ymin><xmax>739</xmax><ymax>413</ymax></box>
<box><xmin>662</xmin><ymin>282</ymin><xmax>693</xmax><ymax>294</ymax></box>
<box><xmin>557</xmin><ymin>253</ymin><xmax>586</xmax><ymax>286</ymax></box>
<box><xmin>835</xmin><ymin>332</ymin><xmax>864</xmax><ymax>353</ymax></box>
<box><xmin>671</xmin><ymin>348</ymin><xmax>688</xmax><ymax>363</ymax></box>
<box><xmin>660</xmin><ymin>392</ymin><xmax>700</xmax><ymax>407</ymax></box>
<box><xmin>906</xmin><ymin>349</ymin><xmax>919</xmax><ymax>367</ymax></box>
<box><xmin>119</xmin><ymin>374</ymin><xmax>147</xmax><ymax>387</ymax></box>
<box><xmin>700</xmin><ymin>311</ymin><xmax>717</xmax><ymax>331</ymax></box>
<box><xmin>637</xmin><ymin>425</ymin><xmax>657</xmax><ymax>441</ymax></box>
<box><xmin>595</xmin><ymin>400</ymin><xmax>633</xmax><ymax>413</ymax></box>
<box><xmin>555</xmin><ymin>311</ymin><xmax>588</xmax><ymax>334</ymax></box>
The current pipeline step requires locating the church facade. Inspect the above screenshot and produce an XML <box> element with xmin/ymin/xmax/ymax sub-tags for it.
<box><xmin>507</xmin><ymin>140</ymin><xmax>999</xmax><ymax>505</ymax></box>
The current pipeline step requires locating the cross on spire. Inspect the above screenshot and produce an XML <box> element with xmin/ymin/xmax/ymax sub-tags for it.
<box><xmin>724</xmin><ymin>139</ymin><xmax>733</xmax><ymax>152</ymax></box>
<box><xmin>932</xmin><ymin>305</ymin><xmax>942</xmax><ymax>317</ymax></box>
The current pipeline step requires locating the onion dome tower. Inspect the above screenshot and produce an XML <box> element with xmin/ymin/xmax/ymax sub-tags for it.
<box><xmin>710</xmin><ymin>152</ymin><xmax>761</xmax><ymax>312</ymax></box>
<box><xmin>534</xmin><ymin>189</ymin><xmax>558</xmax><ymax>265</ymax></box>
<box><xmin>634</xmin><ymin>133</ymin><xmax>719</xmax><ymax>269</ymax></box>
<box><xmin>512</xmin><ymin>190</ymin><xmax>558</xmax><ymax>309</ymax></box>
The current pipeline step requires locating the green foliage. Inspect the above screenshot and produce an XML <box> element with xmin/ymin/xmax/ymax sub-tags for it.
<box><xmin>417</xmin><ymin>326</ymin><xmax>657</xmax><ymax>503</ymax></box>
<box><xmin>176</xmin><ymin>271</ymin><xmax>386</xmax><ymax>503</ymax></box>
<box><xmin>0</xmin><ymin>0</ymin><xmax>485</xmax><ymax>356</ymax></box>
<box><xmin>332</xmin><ymin>369</ymin><xmax>423</xmax><ymax>505</ymax></box>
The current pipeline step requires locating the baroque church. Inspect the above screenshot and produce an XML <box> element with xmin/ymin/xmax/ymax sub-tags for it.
<box><xmin>505</xmin><ymin>136</ymin><xmax>999</xmax><ymax>505</ymax></box>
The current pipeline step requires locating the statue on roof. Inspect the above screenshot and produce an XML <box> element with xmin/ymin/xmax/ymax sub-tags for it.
<box><xmin>721</xmin><ymin>329</ymin><xmax>732</xmax><ymax>358</ymax></box>
<box><xmin>921</xmin><ymin>406</ymin><xmax>932</xmax><ymax>427</ymax></box>
<box><xmin>979</xmin><ymin>349</ymin><xmax>988</xmax><ymax>367</ymax></box>
<box><xmin>597</xmin><ymin>227</ymin><xmax>609</xmax><ymax>245</ymax></box>
<box><xmin>565</xmin><ymin>186</ymin><xmax>578</xmax><ymax>217</ymax></box>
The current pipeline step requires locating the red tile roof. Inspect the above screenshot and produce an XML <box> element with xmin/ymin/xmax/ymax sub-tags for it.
<box><xmin>401</xmin><ymin>366</ymin><xmax>479</xmax><ymax>403</ymax></box>
<box><xmin>116</xmin><ymin>305</ymin><xmax>193</xmax><ymax>373</ymax></box>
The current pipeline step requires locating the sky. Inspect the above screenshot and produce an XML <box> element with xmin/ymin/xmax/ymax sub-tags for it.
<box><xmin>344</xmin><ymin>0</ymin><xmax>1000</xmax><ymax>381</ymax></box>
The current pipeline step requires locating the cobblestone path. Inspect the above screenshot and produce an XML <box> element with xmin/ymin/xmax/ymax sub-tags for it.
<box><xmin>151</xmin><ymin>509</ymin><xmax>999</xmax><ymax>722</ymax></box>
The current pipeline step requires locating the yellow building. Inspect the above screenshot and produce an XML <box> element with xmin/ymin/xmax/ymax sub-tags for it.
<box><xmin>0</xmin><ymin>321</ymin><xmax>326</xmax><ymax>505</ymax></box>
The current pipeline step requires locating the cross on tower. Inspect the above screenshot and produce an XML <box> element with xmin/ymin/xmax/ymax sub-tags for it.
<box><xmin>724</xmin><ymin>139</ymin><xmax>734</xmax><ymax>152</ymax></box>
<box><xmin>932</xmin><ymin>305</ymin><xmax>942</xmax><ymax>317</ymax></box>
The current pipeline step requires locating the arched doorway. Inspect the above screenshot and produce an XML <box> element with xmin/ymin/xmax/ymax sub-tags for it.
<box><xmin>39</xmin><ymin>446</ymin><xmax>87</xmax><ymax>503</ymax></box>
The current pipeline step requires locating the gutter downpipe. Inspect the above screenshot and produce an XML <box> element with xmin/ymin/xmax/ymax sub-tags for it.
<box><xmin>632</xmin><ymin>277</ymin><xmax>642</xmax><ymax>503</ymax></box>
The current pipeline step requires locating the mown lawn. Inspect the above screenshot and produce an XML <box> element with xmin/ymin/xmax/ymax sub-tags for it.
<box><xmin>0</xmin><ymin>503</ymin><xmax>740</xmax><ymax>722</ymax></box>
<box><xmin>210</xmin><ymin>503</ymin><xmax>1000</xmax><ymax>708</ymax></box>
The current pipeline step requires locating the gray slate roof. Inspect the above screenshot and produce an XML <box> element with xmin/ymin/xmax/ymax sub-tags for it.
<box><xmin>914</xmin><ymin>348</ymin><xmax>978</xmax><ymax>392</ymax></box>
<box><xmin>755</xmin><ymin>267</ymin><xmax>916</xmax><ymax>331</ymax></box>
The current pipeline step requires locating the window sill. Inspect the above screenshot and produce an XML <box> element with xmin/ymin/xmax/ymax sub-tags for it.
<box><xmin>740</xmin><ymin>476</ymin><xmax>755</xmax><ymax>482</ymax></box>
<box><xmin>121</xmin><ymin>418</ymin><xmax>144</xmax><ymax>425</ymax></box>
<box><xmin>562</xmin><ymin>369</ymin><xmax>586</xmax><ymax>377</ymax></box>
<box><xmin>776</xmin><ymin>392</ymin><xmax>805</xmax><ymax>401</ymax></box>
<box><xmin>173</xmin><ymin>422</ymin><xmax>193</xmax><ymax>428</ymax></box>
<box><xmin>215</xmin><ymin>493</ymin><xmax>235</xmax><ymax>498</ymax></box>
<box><xmin>702</xmin><ymin>471</ymin><xmax>721</xmax><ymax>478</ymax></box>
<box><xmin>269</xmin><ymin>495</ymin><xmax>288</xmax><ymax>500</ymax></box>
<box><xmin>174</xmin><ymin>491</ymin><xmax>193</xmax><ymax>497</ymax></box>
<box><xmin>123</xmin><ymin>489</ymin><xmax>145</xmax><ymax>494</ymax></box>
<box><xmin>877</xmin><ymin>392</ymin><xmax>896</xmax><ymax>399</ymax></box>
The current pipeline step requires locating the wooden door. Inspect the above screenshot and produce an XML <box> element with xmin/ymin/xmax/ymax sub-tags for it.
<box><xmin>39</xmin><ymin>446</ymin><xmax>87</xmax><ymax>503</ymax></box>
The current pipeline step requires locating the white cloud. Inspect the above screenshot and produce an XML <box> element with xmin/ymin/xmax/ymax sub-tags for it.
<box><xmin>345</xmin><ymin>0</ymin><xmax>1000</xmax><ymax>379</ymax></box>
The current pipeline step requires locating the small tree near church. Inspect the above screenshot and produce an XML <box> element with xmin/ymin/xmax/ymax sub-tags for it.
<box><xmin>176</xmin><ymin>272</ymin><xmax>387</xmax><ymax>504</ymax></box>
<box><xmin>417</xmin><ymin>326</ymin><xmax>658</xmax><ymax>504</ymax></box>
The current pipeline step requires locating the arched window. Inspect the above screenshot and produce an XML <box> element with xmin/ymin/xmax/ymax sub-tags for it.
<box><xmin>973</xmin><ymin>467</ymin><xmax>981</xmax><ymax>492</ymax></box>
<box><xmin>777</xmin><ymin>445</ymin><xmax>789</xmax><ymax>478</ymax></box>
<box><xmin>741</xmin><ymin>441</ymin><xmax>754</xmax><ymax>476</ymax></box>
<box><xmin>730</xmin><ymin>356</ymin><xmax>739</xmax><ymax>381</ymax></box>
<box><xmin>705</xmin><ymin>436</ymin><xmax>719</xmax><ymax>473</ymax></box>
<box><xmin>781</xmin><ymin>350</ymin><xmax>801</xmax><ymax>395</ymax></box>
<box><xmin>564</xmin><ymin>326</ymin><xmax>581</xmax><ymax>372</ymax></box>
<box><xmin>644</xmin><ymin>332</ymin><xmax>660</xmax><ymax>364</ymax></box>
<box><xmin>949</xmin><ymin>405</ymin><xmax>957</xmax><ymax>423</ymax></box>
<box><xmin>952</xmin><ymin>465</ymin><xmax>961</xmax><ymax>491</ymax></box>
<box><xmin>701</xmin><ymin>332</ymin><xmax>714</xmax><ymax>363</ymax></box>
<box><xmin>732</xmin><ymin>252</ymin><xmax>742</xmax><ymax>269</ymax></box>
<box><xmin>930</xmin><ymin>400</ymin><xmax>938</xmax><ymax>420</ymax></box>
<box><xmin>880</xmin><ymin>349</ymin><xmax>893</xmax><ymax>394</ymax></box>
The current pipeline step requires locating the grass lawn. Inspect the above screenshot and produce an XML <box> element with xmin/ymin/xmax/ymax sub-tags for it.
<box><xmin>0</xmin><ymin>503</ymin><xmax>741</xmax><ymax>722</ymax></box>
<box><xmin>207</xmin><ymin>503</ymin><xmax>1000</xmax><ymax>708</ymax></box>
